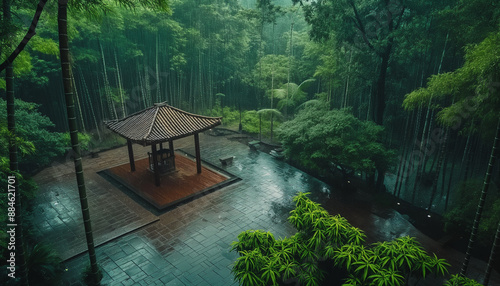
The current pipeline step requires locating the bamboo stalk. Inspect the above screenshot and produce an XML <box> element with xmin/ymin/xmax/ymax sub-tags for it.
<box><xmin>460</xmin><ymin>117</ymin><xmax>500</xmax><ymax>276</ymax></box>
<box><xmin>114</xmin><ymin>49</ymin><xmax>126</xmax><ymax>117</ymax></box>
<box><xmin>58</xmin><ymin>1</ymin><xmax>100</xmax><ymax>284</ymax></box>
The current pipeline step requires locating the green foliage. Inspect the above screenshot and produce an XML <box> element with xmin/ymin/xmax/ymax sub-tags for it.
<box><xmin>62</xmin><ymin>132</ymin><xmax>92</xmax><ymax>151</ymax></box>
<box><xmin>250</xmin><ymin>55</ymin><xmax>290</xmax><ymax>91</ymax></box>
<box><xmin>240</xmin><ymin>110</ymin><xmax>261</xmax><ymax>134</ymax></box>
<box><xmin>0</xmin><ymin>126</ymin><xmax>35</xmax><ymax>158</ymax></box>
<box><xmin>0</xmin><ymin>99</ymin><xmax>66</xmax><ymax>170</ymax></box>
<box><xmin>403</xmin><ymin>29</ymin><xmax>500</xmax><ymax>134</ymax></box>
<box><xmin>231</xmin><ymin>193</ymin><xmax>450</xmax><ymax>286</ymax></box>
<box><xmin>257</xmin><ymin>109</ymin><xmax>283</xmax><ymax>120</ymax></box>
<box><xmin>29</xmin><ymin>36</ymin><xmax>60</xmax><ymax>57</ymax></box>
<box><xmin>444</xmin><ymin>179</ymin><xmax>500</xmax><ymax>243</ymax></box>
<box><xmin>26</xmin><ymin>243</ymin><xmax>64</xmax><ymax>286</ymax></box>
<box><xmin>206</xmin><ymin>106</ymin><xmax>240</xmax><ymax>127</ymax></box>
<box><xmin>439</xmin><ymin>0</ymin><xmax>500</xmax><ymax>48</ymax></box>
<box><xmin>203</xmin><ymin>107</ymin><xmax>281</xmax><ymax>139</ymax></box>
<box><xmin>0</xmin><ymin>154</ymin><xmax>38</xmax><ymax>266</ymax></box>
<box><xmin>274</xmin><ymin>79</ymin><xmax>316</xmax><ymax>113</ymax></box>
<box><xmin>0</xmin><ymin>99</ymin><xmax>39</xmax><ymax>254</ymax></box>
<box><xmin>278</xmin><ymin>104</ymin><xmax>395</xmax><ymax>176</ymax></box>
<box><xmin>231</xmin><ymin>230</ymin><xmax>276</xmax><ymax>255</ymax></box>
<box><xmin>0</xmin><ymin>165</ymin><xmax>37</xmax><ymax>253</ymax></box>
<box><xmin>242</xmin><ymin>110</ymin><xmax>280</xmax><ymax>138</ymax></box>
<box><xmin>69</xmin><ymin>0</ymin><xmax>171</xmax><ymax>15</ymax></box>
<box><xmin>444</xmin><ymin>274</ymin><xmax>483</xmax><ymax>286</ymax></box>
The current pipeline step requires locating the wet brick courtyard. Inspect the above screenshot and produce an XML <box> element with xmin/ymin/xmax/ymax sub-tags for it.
<box><xmin>31</xmin><ymin>132</ymin><xmax>498</xmax><ymax>285</ymax></box>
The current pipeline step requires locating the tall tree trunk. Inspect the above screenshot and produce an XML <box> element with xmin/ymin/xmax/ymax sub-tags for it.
<box><xmin>78</xmin><ymin>68</ymin><xmax>101</xmax><ymax>141</ymax></box>
<box><xmin>6</xmin><ymin>52</ymin><xmax>31</xmax><ymax>286</ymax></box>
<box><xmin>208</xmin><ymin>43</ymin><xmax>213</xmax><ymax>111</ymax></box>
<box><xmin>155</xmin><ymin>31</ymin><xmax>160</xmax><ymax>104</ymax></box>
<box><xmin>98</xmin><ymin>39</ymin><xmax>116</xmax><ymax>119</ymax></box>
<box><xmin>198</xmin><ymin>47</ymin><xmax>202</xmax><ymax>113</ymax></box>
<box><xmin>373</xmin><ymin>46</ymin><xmax>391</xmax><ymax>125</ymax></box>
<box><xmin>372</xmin><ymin>45</ymin><xmax>393</xmax><ymax>191</ymax></box>
<box><xmin>427</xmin><ymin>129</ymin><xmax>448</xmax><ymax>211</ymax></box>
<box><xmin>57</xmin><ymin>1</ymin><xmax>100</xmax><ymax>284</ymax></box>
<box><xmin>416</xmin><ymin>99</ymin><xmax>432</xmax><ymax>185</ymax></box>
<box><xmin>343</xmin><ymin>49</ymin><xmax>352</xmax><ymax>109</ymax></box>
<box><xmin>270</xmin><ymin>23</ymin><xmax>276</xmax><ymax>141</ymax></box>
<box><xmin>484</xmin><ymin>221</ymin><xmax>500</xmax><ymax>285</ymax></box>
<box><xmin>428</xmin><ymin>138</ymin><xmax>441</xmax><ymax>174</ymax></box>
<box><xmin>259</xmin><ymin>113</ymin><xmax>262</xmax><ymax>142</ymax></box>
<box><xmin>444</xmin><ymin>140</ymin><xmax>458</xmax><ymax>211</ymax></box>
<box><xmin>95</xmin><ymin>74</ymin><xmax>105</xmax><ymax>120</ymax></box>
<box><xmin>375</xmin><ymin>168</ymin><xmax>386</xmax><ymax>192</ymax></box>
<box><xmin>460</xmin><ymin>117</ymin><xmax>500</xmax><ymax>276</ymax></box>
<box><xmin>285</xmin><ymin>20</ymin><xmax>294</xmax><ymax>118</ymax></box>
<box><xmin>144</xmin><ymin>63</ymin><xmax>151</xmax><ymax>107</ymax></box>
<box><xmin>3</xmin><ymin>0</ymin><xmax>29</xmax><ymax>284</ymax></box>
<box><xmin>459</xmin><ymin>127</ymin><xmax>473</xmax><ymax>178</ymax></box>
<box><xmin>394</xmin><ymin>111</ymin><xmax>413</xmax><ymax>197</ymax></box>
<box><xmin>72</xmin><ymin>74</ymin><xmax>86</xmax><ymax>132</ymax></box>
<box><xmin>422</xmin><ymin>109</ymin><xmax>435</xmax><ymax>174</ymax></box>
<box><xmin>114</xmin><ymin>49</ymin><xmax>126</xmax><ymax>117</ymax></box>
<box><xmin>440</xmin><ymin>147</ymin><xmax>449</xmax><ymax>197</ymax></box>
<box><xmin>411</xmin><ymin>107</ymin><xmax>425</xmax><ymax>204</ymax></box>
<box><xmin>463</xmin><ymin>137</ymin><xmax>476</xmax><ymax>181</ymax></box>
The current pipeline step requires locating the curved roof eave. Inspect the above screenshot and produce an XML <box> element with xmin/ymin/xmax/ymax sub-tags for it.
<box><xmin>104</xmin><ymin>102</ymin><xmax>222</xmax><ymax>146</ymax></box>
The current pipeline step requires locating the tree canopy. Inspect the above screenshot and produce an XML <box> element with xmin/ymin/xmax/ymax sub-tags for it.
<box><xmin>403</xmin><ymin>28</ymin><xmax>500</xmax><ymax>136</ymax></box>
<box><xmin>0</xmin><ymin>98</ymin><xmax>65</xmax><ymax>169</ymax></box>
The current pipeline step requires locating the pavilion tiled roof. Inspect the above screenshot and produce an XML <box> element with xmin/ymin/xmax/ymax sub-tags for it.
<box><xmin>105</xmin><ymin>102</ymin><xmax>221</xmax><ymax>145</ymax></box>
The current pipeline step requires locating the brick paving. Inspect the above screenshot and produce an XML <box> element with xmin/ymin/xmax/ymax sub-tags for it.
<box><xmin>33</xmin><ymin>133</ymin><xmax>313</xmax><ymax>285</ymax></box>
<box><xmin>31</xmin><ymin>132</ymin><xmax>499</xmax><ymax>285</ymax></box>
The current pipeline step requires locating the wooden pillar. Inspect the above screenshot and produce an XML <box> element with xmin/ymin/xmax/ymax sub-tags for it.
<box><xmin>169</xmin><ymin>140</ymin><xmax>174</xmax><ymax>156</ymax></box>
<box><xmin>169</xmin><ymin>140</ymin><xmax>176</xmax><ymax>169</ymax></box>
<box><xmin>127</xmin><ymin>140</ymin><xmax>135</xmax><ymax>172</ymax></box>
<box><xmin>194</xmin><ymin>133</ymin><xmax>201</xmax><ymax>174</ymax></box>
<box><xmin>152</xmin><ymin>144</ymin><xmax>160</xmax><ymax>186</ymax></box>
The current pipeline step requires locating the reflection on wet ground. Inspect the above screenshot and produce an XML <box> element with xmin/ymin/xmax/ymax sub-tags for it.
<box><xmin>31</xmin><ymin>132</ymin><xmax>498</xmax><ymax>285</ymax></box>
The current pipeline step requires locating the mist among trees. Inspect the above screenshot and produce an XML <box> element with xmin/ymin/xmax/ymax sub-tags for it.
<box><xmin>1</xmin><ymin>0</ymin><xmax>500</xmax><ymax>285</ymax></box>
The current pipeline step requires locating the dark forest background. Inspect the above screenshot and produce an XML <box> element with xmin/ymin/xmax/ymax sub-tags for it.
<box><xmin>1</xmin><ymin>1</ymin><xmax>500</xmax><ymax>284</ymax></box>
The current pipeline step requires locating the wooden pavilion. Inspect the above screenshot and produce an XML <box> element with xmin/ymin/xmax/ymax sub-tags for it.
<box><xmin>105</xmin><ymin>102</ymin><xmax>221</xmax><ymax>186</ymax></box>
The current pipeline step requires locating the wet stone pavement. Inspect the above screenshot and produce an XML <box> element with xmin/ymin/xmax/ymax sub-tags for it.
<box><xmin>34</xmin><ymin>133</ymin><xmax>328</xmax><ymax>285</ymax></box>
<box><xmin>32</xmin><ymin>132</ymin><xmax>498</xmax><ymax>285</ymax></box>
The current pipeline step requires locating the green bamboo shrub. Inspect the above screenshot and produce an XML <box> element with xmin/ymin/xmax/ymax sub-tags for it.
<box><xmin>444</xmin><ymin>274</ymin><xmax>483</xmax><ymax>286</ymax></box>
<box><xmin>230</xmin><ymin>192</ymin><xmax>451</xmax><ymax>286</ymax></box>
<box><xmin>62</xmin><ymin>132</ymin><xmax>92</xmax><ymax>151</ymax></box>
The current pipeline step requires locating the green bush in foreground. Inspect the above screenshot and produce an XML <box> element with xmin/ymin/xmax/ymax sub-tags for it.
<box><xmin>231</xmin><ymin>192</ymin><xmax>461</xmax><ymax>286</ymax></box>
<box><xmin>444</xmin><ymin>274</ymin><xmax>483</xmax><ymax>286</ymax></box>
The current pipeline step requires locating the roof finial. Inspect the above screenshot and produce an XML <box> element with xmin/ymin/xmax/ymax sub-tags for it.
<box><xmin>154</xmin><ymin>101</ymin><xmax>168</xmax><ymax>107</ymax></box>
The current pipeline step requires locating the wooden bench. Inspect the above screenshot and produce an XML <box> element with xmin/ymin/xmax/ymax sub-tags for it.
<box><xmin>219</xmin><ymin>156</ymin><xmax>234</xmax><ymax>165</ymax></box>
<box><xmin>248</xmin><ymin>140</ymin><xmax>260</xmax><ymax>150</ymax></box>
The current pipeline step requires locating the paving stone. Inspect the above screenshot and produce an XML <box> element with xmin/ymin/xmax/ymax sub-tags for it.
<box><xmin>140</xmin><ymin>262</ymin><xmax>160</xmax><ymax>276</ymax></box>
<box><xmin>199</xmin><ymin>269</ymin><xmax>225</xmax><ymax>286</ymax></box>
<box><xmin>164</xmin><ymin>278</ymin><xmax>186</xmax><ymax>286</ymax></box>
<box><xmin>120</xmin><ymin>277</ymin><xmax>136</xmax><ymax>286</ymax></box>
<box><xmin>159</xmin><ymin>274</ymin><xmax>177</xmax><ymax>284</ymax></box>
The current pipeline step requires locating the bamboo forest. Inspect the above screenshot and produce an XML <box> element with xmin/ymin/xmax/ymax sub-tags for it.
<box><xmin>1</xmin><ymin>0</ymin><xmax>500</xmax><ymax>285</ymax></box>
